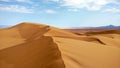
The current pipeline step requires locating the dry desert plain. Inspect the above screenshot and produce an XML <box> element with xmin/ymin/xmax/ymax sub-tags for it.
<box><xmin>0</xmin><ymin>22</ymin><xmax>120</xmax><ymax>68</ymax></box>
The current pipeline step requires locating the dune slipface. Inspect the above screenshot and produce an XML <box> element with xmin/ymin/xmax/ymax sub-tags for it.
<box><xmin>0</xmin><ymin>22</ymin><xmax>120</xmax><ymax>68</ymax></box>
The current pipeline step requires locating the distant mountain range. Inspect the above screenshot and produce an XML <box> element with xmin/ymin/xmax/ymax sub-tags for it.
<box><xmin>96</xmin><ymin>25</ymin><xmax>120</xmax><ymax>29</ymax></box>
<box><xmin>0</xmin><ymin>25</ymin><xmax>120</xmax><ymax>28</ymax></box>
<box><xmin>70</xmin><ymin>25</ymin><xmax>120</xmax><ymax>29</ymax></box>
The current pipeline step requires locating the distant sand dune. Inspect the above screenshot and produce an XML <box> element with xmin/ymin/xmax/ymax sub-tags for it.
<box><xmin>0</xmin><ymin>22</ymin><xmax>120</xmax><ymax>68</ymax></box>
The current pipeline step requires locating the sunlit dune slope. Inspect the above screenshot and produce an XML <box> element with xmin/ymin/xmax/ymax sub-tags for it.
<box><xmin>0</xmin><ymin>22</ymin><xmax>65</xmax><ymax>68</ymax></box>
<box><xmin>53</xmin><ymin>37</ymin><xmax>120</xmax><ymax>68</ymax></box>
<box><xmin>0</xmin><ymin>22</ymin><xmax>120</xmax><ymax>68</ymax></box>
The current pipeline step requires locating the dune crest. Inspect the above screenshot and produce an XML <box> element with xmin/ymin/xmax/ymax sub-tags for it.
<box><xmin>0</xmin><ymin>22</ymin><xmax>120</xmax><ymax>68</ymax></box>
<box><xmin>0</xmin><ymin>23</ymin><xmax>65</xmax><ymax>68</ymax></box>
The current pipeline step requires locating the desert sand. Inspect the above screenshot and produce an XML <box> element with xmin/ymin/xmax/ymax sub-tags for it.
<box><xmin>0</xmin><ymin>22</ymin><xmax>120</xmax><ymax>68</ymax></box>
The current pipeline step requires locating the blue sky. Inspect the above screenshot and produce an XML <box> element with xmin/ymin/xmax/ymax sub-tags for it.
<box><xmin>0</xmin><ymin>0</ymin><xmax>120</xmax><ymax>28</ymax></box>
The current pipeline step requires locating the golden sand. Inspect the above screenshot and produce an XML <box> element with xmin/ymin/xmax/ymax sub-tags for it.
<box><xmin>0</xmin><ymin>22</ymin><xmax>120</xmax><ymax>68</ymax></box>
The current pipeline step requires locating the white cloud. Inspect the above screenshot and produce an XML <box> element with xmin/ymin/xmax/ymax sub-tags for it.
<box><xmin>52</xmin><ymin>0</ymin><xmax>118</xmax><ymax>11</ymax></box>
<box><xmin>51</xmin><ymin>0</ymin><xmax>60</xmax><ymax>2</ymax></box>
<box><xmin>0</xmin><ymin>0</ymin><xmax>32</xmax><ymax>3</ymax></box>
<box><xmin>44</xmin><ymin>9</ymin><xmax>57</xmax><ymax>14</ymax></box>
<box><xmin>0</xmin><ymin>4</ymin><xmax>33</xmax><ymax>13</ymax></box>
<box><xmin>102</xmin><ymin>8</ymin><xmax>120</xmax><ymax>13</ymax></box>
<box><xmin>68</xmin><ymin>8</ymin><xmax>79</xmax><ymax>12</ymax></box>
<box><xmin>16</xmin><ymin>0</ymin><xmax>32</xmax><ymax>3</ymax></box>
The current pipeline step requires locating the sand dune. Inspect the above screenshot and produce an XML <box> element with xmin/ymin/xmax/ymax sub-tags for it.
<box><xmin>0</xmin><ymin>23</ymin><xmax>65</xmax><ymax>68</ymax></box>
<box><xmin>0</xmin><ymin>22</ymin><xmax>120</xmax><ymax>68</ymax></box>
<box><xmin>53</xmin><ymin>37</ymin><xmax>120</xmax><ymax>68</ymax></box>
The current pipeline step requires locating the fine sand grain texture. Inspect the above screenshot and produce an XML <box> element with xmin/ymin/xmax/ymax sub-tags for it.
<box><xmin>0</xmin><ymin>22</ymin><xmax>120</xmax><ymax>68</ymax></box>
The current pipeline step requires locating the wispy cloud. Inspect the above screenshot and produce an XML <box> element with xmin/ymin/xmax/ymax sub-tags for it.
<box><xmin>51</xmin><ymin>0</ymin><xmax>120</xmax><ymax>11</ymax></box>
<box><xmin>102</xmin><ymin>8</ymin><xmax>120</xmax><ymax>13</ymax></box>
<box><xmin>68</xmin><ymin>8</ymin><xmax>79</xmax><ymax>12</ymax></box>
<box><xmin>0</xmin><ymin>4</ymin><xmax>33</xmax><ymax>13</ymax></box>
<box><xmin>0</xmin><ymin>0</ymin><xmax>32</xmax><ymax>3</ymax></box>
<box><xmin>16</xmin><ymin>0</ymin><xmax>32</xmax><ymax>3</ymax></box>
<box><xmin>50</xmin><ymin>0</ymin><xmax>60</xmax><ymax>2</ymax></box>
<box><xmin>44</xmin><ymin>9</ymin><xmax>57</xmax><ymax>14</ymax></box>
<box><xmin>0</xmin><ymin>0</ymin><xmax>119</xmax><ymax>13</ymax></box>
